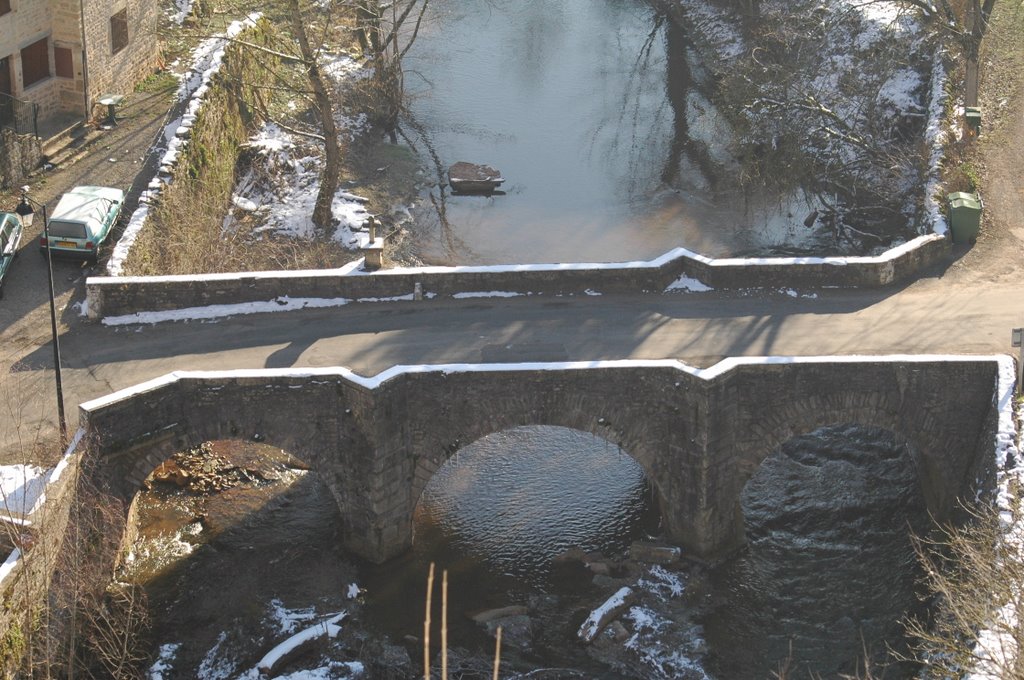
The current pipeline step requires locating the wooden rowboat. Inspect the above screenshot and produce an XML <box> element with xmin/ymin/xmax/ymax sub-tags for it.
<box><xmin>448</xmin><ymin>162</ymin><xmax>504</xmax><ymax>194</ymax></box>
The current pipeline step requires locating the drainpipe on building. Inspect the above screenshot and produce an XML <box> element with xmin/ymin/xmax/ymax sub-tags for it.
<box><xmin>78</xmin><ymin>0</ymin><xmax>90</xmax><ymax>118</ymax></box>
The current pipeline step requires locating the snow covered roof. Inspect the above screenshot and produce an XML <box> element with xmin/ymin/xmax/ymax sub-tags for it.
<box><xmin>50</xmin><ymin>186</ymin><xmax>124</xmax><ymax>235</ymax></box>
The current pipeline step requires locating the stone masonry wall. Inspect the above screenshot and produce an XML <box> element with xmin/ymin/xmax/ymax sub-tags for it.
<box><xmin>86</xmin><ymin>235</ymin><xmax>951</xmax><ymax>319</ymax></box>
<box><xmin>74</xmin><ymin>358</ymin><xmax>1001</xmax><ymax>563</ymax></box>
<box><xmin>0</xmin><ymin>127</ymin><xmax>42</xmax><ymax>188</ymax></box>
<box><xmin>80</xmin><ymin>0</ymin><xmax>157</xmax><ymax>108</ymax></box>
<box><xmin>0</xmin><ymin>0</ymin><xmax>58</xmax><ymax>119</ymax></box>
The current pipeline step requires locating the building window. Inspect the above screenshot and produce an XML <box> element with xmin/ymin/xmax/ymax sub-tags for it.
<box><xmin>20</xmin><ymin>37</ymin><xmax>50</xmax><ymax>88</ymax></box>
<box><xmin>0</xmin><ymin>0</ymin><xmax>11</xmax><ymax>17</ymax></box>
<box><xmin>54</xmin><ymin>46</ymin><xmax>73</xmax><ymax>78</ymax></box>
<box><xmin>110</xmin><ymin>9</ymin><xmax>128</xmax><ymax>54</ymax></box>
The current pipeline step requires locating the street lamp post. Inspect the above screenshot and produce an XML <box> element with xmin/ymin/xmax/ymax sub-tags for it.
<box><xmin>16</xmin><ymin>186</ymin><xmax>67</xmax><ymax>443</ymax></box>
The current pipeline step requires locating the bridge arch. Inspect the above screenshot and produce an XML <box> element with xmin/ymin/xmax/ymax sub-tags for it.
<box><xmin>712</xmin><ymin>387</ymin><xmax>986</xmax><ymax>553</ymax></box>
<box><xmin>370</xmin><ymin>367</ymin><xmax>698</xmax><ymax>561</ymax></box>
<box><xmin>412</xmin><ymin>424</ymin><xmax>659</xmax><ymax>570</ymax></box>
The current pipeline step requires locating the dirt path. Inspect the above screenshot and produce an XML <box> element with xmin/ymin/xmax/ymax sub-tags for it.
<box><xmin>939</xmin><ymin>2</ymin><xmax>1024</xmax><ymax>286</ymax></box>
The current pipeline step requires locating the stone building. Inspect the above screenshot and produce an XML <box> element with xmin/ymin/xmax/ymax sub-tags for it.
<box><xmin>0</xmin><ymin>0</ymin><xmax>158</xmax><ymax>135</ymax></box>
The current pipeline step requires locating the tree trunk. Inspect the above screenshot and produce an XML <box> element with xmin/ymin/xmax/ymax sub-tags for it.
<box><xmin>289</xmin><ymin>0</ymin><xmax>341</xmax><ymax>230</ymax></box>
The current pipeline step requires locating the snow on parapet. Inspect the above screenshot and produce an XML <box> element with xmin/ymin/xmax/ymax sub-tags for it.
<box><xmin>80</xmin><ymin>355</ymin><xmax>1011</xmax><ymax>411</ymax></box>
<box><xmin>106</xmin><ymin>14</ymin><xmax>262</xmax><ymax>277</ymax></box>
<box><xmin>102</xmin><ymin>296</ymin><xmax>354</xmax><ymax>326</ymax></box>
<box><xmin>99</xmin><ymin>230</ymin><xmax>942</xmax><ymax>287</ymax></box>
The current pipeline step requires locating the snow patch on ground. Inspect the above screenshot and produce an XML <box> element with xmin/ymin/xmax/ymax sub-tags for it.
<box><xmin>268</xmin><ymin>600</ymin><xmax>319</xmax><ymax>636</ymax></box>
<box><xmin>230</xmin><ymin>118</ymin><xmax>370</xmax><ymax>243</ymax></box>
<box><xmin>148</xmin><ymin>642</ymin><xmax>181</xmax><ymax>679</ymax></box>
<box><xmin>624</xmin><ymin>605</ymin><xmax>710</xmax><ymax>679</ymax></box>
<box><xmin>967</xmin><ymin>359</ymin><xmax>1022</xmax><ymax>678</ymax></box>
<box><xmin>673</xmin><ymin>0</ymin><xmax>939</xmax><ymax>239</ymax></box>
<box><xmin>0</xmin><ymin>464</ymin><xmax>48</xmax><ymax>521</ymax></box>
<box><xmin>923</xmin><ymin>53</ymin><xmax>950</xmax><ymax>236</ymax></box>
<box><xmin>197</xmin><ymin>631</ymin><xmax>237</xmax><ymax>680</ymax></box>
<box><xmin>637</xmin><ymin>565</ymin><xmax>687</xmax><ymax>602</ymax></box>
<box><xmin>168</xmin><ymin>0</ymin><xmax>194</xmax><ymax>25</ymax></box>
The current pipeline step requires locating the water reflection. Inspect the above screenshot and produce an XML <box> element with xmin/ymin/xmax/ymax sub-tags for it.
<box><xmin>415</xmin><ymin>426</ymin><xmax>656</xmax><ymax>582</ymax></box>
<box><xmin>360</xmin><ymin>425</ymin><xmax>660</xmax><ymax>672</ymax></box>
<box><xmin>403</xmin><ymin>0</ymin><xmax>826</xmax><ymax>264</ymax></box>
<box><xmin>704</xmin><ymin>424</ymin><xmax>928</xmax><ymax>678</ymax></box>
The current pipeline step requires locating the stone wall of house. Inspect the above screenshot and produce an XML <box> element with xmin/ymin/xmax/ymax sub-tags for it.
<box><xmin>0</xmin><ymin>0</ymin><xmax>60</xmax><ymax>119</ymax></box>
<box><xmin>79</xmin><ymin>0</ymin><xmax>157</xmax><ymax>111</ymax></box>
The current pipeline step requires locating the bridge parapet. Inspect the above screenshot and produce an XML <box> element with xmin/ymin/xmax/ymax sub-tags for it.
<box><xmin>85</xmin><ymin>236</ymin><xmax>950</xmax><ymax>321</ymax></box>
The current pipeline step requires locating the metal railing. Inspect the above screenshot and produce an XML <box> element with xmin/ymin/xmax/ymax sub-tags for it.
<box><xmin>0</xmin><ymin>92</ymin><xmax>39</xmax><ymax>137</ymax></box>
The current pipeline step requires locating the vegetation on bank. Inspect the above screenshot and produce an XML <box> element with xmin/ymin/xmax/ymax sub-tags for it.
<box><xmin>123</xmin><ymin>19</ymin><xmax>356</xmax><ymax>276</ymax></box>
<box><xmin>122</xmin><ymin>0</ymin><xmax>428</xmax><ymax>276</ymax></box>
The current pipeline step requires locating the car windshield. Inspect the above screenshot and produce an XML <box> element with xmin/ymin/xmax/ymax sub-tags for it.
<box><xmin>47</xmin><ymin>220</ymin><xmax>87</xmax><ymax>239</ymax></box>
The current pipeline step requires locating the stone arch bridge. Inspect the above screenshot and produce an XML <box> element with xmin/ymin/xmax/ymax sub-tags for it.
<box><xmin>79</xmin><ymin>357</ymin><xmax>1004</xmax><ymax>563</ymax></box>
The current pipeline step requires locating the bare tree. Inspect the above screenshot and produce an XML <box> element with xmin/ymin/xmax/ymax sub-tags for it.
<box><xmin>711</xmin><ymin>1</ymin><xmax>936</xmax><ymax>247</ymax></box>
<box><xmin>350</xmin><ymin>0</ymin><xmax>430</xmax><ymax>142</ymax></box>
<box><xmin>904</xmin><ymin>495</ymin><xmax>1024</xmax><ymax>678</ymax></box>
<box><xmin>177</xmin><ymin>1</ymin><xmax>353</xmax><ymax>230</ymax></box>
<box><xmin>288</xmin><ymin>0</ymin><xmax>343</xmax><ymax>229</ymax></box>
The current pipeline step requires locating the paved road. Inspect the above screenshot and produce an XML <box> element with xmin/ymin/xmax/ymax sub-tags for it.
<box><xmin>3</xmin><ymin>269</ymin><xmax>1023</xmax><ymax>460</ymax></box>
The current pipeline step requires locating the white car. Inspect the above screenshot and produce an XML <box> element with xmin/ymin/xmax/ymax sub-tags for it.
<box><xmin>39</xmin><ymin>186</ymin><xmax>124</xmax><ymax>262</ymax></box>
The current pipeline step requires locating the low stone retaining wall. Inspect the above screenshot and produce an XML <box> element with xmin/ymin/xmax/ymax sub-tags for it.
<box><xmin>0</xmin><ymin>128</ymin><xmax>43</xmax><ymax>190</ymax></box>
<box><xmin>85</xmin><ymin>234</ymin><xmax>950</xmax><ymax>320</ymax></box>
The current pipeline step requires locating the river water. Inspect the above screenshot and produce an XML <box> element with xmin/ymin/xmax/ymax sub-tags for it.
<box><xmin>401</xmin><ymin>0</ymin><xmax>829</xmax><ymax>265</ymax></box>
<box><xmin>129</xmin><ymin>423</ymin><xmax>929</xmax><ymax>678</ymax></box>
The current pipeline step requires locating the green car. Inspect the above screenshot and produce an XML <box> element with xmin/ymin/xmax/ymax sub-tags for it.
<box><xmin>39</xmin><ymin>186</ymin><xmax>124</xmax><ymax>262</ymax></box>
<box><xmin>0</xmin><ymin>212</ymin><xmax>24</xmax><ymax>298</ymax></box>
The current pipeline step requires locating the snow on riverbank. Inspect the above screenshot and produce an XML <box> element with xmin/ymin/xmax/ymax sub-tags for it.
<box><xmin>0</xmin><ymin>464</ymin><xmax>47</xmax><ymax>522</ymax></box>
<box><xmin>108</xmin><ymin>22</ymin><xmax>373</xmax><ymax>277</ymax></box>
<box><xmin>223</xmin><ymin>53</ymin><xmax>373</xmax><ymax>246</ymax></box>
<box><xmin>669</xmin><ymin>0</ymin><xmax>944</xmax><ymax>241</ymax></box>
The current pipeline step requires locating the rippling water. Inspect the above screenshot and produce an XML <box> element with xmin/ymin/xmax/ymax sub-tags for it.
<box><xmin>705</xmin><ymin>424</ymin><xmax>929</xmax><ymax>677</ymax></box>
<box><xmin>129</xmin><ymin>425</ymin><xmax>931</xmax><ymax>677</ymax></box>
<box><xmin>414</xmin><ymin>426</ymin><xmax>656</xmax><ymax>582</ymax></box>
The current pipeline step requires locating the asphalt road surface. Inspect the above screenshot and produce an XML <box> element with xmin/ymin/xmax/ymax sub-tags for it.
<box><xmin>2</xmin><ymin>271</ymin><xmax>1023</xmax><ymax>461</ymax></box>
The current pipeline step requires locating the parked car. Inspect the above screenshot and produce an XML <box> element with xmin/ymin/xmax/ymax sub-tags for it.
<box><xmin>0</xmin><ymin>212</ymin><xmax>24</xmax><ymax>298</ymax></box>
<box><xmin>39</xmin><ymin>186</ymin><xmax>124</xmax><ymax>262</ymax></box>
